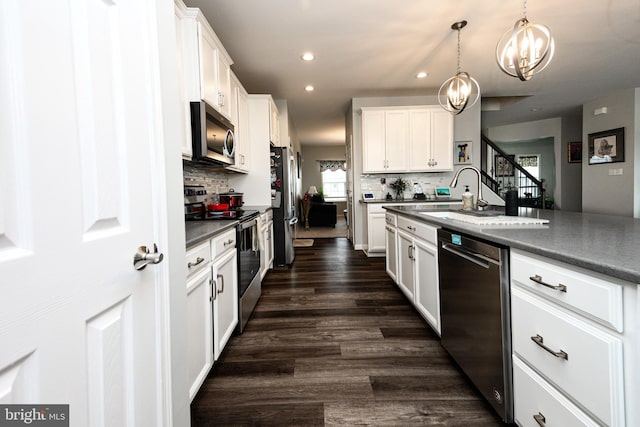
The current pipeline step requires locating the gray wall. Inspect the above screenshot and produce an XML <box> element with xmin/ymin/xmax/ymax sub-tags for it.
<box><xmin>582</xmin><ymin>88</ymin><xmax>637</xmax><ymax>217</ymax></box>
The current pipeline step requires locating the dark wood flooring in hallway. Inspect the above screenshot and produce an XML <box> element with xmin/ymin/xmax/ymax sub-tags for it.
<box><xmin>191</xmin><ymin>238</ymin><xmax>505</xmax><ymax>426</ymax></box>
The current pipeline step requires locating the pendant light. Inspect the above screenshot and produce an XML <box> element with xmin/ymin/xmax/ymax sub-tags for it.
<box><xmin>496</xmin><ymin>0</ymin><xmax>555</xmax><ymax>81</ymax></box>
<box><xmin>438</xmin><ymin>21</ymin><xmax>480</xmax><ymax>115</ymax></box>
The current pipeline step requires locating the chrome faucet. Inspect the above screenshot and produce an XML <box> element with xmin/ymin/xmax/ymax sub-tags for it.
<box><xmin>449</xmin><ymin>166</ymin><xmax>489</xmax><ymax>210</ymax></box>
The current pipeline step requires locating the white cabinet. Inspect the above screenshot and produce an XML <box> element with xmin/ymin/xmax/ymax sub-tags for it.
<box><xmin>368</xmin><ymin>212</ymin><xmax>387</xmax><ymax>254</ymax></box>
<box><xmin>395</xmin><ymin>215</ymin><xmax>440</xmax><ymax>334</ymax></box>
<box><xmin>384</xmin><ymin>213</ymin><xmax>397</xmax><ymax>282</ymax></box>
<box><xmin>362</xmin><ymin>108</ymin><xmax>407</xmax><ymax>173</ymax></box>
<box><xmin>260</xmin><ymin>210</ymin><xmax>274</xmax><ymax>279</ymax></box>
<box><xmin>511</xmin><ymin>249</ymin><xmax>637</xmax><ymax>427</ymax></box>
<box><xmin>408</xmin><ymin>108</ymin><xmax>453</xmax><ymax>172</ymax></box>
<box><xmin>211</xmin><ymin>229</ymin><xmax>238</xmax><ymax>361</ymax></box>
<box><xmin>361</xmin><ymin>106</ymin><xmax>453</xmax><ymax>173</ymax></box>
<box><xmin>177</xmin><ymin>1</ymin><xmax>234</xmax><ymax>121</ymax></box>
<box><xmin>269</xmin><ymin>97</ymin><xmax>280</xmax><ymax>145</ymax></box>
<box><xmin>185</xmin><ymin>240</ymin><xmax>213</xmax><ymax>401</ymax></box>
<box><xmin>228</xmin><ymin>73</ymin><xmax>250</xmax><ymax>173</ymax></box>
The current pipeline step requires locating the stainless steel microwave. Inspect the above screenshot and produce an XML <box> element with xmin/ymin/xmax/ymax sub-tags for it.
<box><xmin>190</xmin><ymin>101</ymin><xmax>235</xmax><ymax>167</ymax></box>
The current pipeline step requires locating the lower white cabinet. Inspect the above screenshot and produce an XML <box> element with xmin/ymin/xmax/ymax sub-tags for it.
<box><xmin>185</xmin><ymin>240</ymin><xmax>213</xmax><ymax>401</ymax></box>
<box><xmin>212</xmin><ymin>245</ymin><xmax>238</xmax><ymax>360</ymax></box>
<box><xmin>186</xmin><ymin>228</ymin><xmax>238</xmax><ymax>402</ymax></box>
<box><xmin>260</xmin><ymin>210</ymin><xmax>274</xmax><ymax>279</ymax></box>
<box><xmin>392</xmin><ymin>214</ymin><xmax>440</xmax><ymax>335</ymax></box>
<box><xmin>511</xmin><ymin>249</ymin><xmax>637</xmax><ymax>427</ymax></box>
<box><xmin>384</xmin><ymin>213</ymin><xmax>397</xmax><ymax>281</ymax></box>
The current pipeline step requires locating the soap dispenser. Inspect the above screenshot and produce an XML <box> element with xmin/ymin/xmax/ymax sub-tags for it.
<box><xmin>462</xmin><ymin>185</ymin><xmax>474</xmax><ymax>210</ymax></box>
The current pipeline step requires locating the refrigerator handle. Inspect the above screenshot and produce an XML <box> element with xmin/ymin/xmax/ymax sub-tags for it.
<box><xmin>289</xmin><ymin>217</ymin><xmax>298</xmax><ymax>225</ymax></box>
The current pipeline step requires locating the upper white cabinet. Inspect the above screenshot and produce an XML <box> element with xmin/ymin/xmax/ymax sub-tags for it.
<box><xmin>227</xmin><ymin>72</ymin><xmax>249</xmax><ymax>173</ymax></box>
<box><xmin>269</xmin><ymin>98</ymin><xmax>281</xmax><ymax>145</ymax></box>
<box><xmin>176</xmin><ymin>1</ymin><xmax>234</xmax><ymax>122</ymax></box>
<box><xmin>361</xmin><ymin>106</ymin><xmax>453</xmax><ymax>173</ymax></box>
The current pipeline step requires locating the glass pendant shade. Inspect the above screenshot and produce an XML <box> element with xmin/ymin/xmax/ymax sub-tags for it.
<box><xmin>496</xmin><ymin>11</ymin><xmax>554</xmax><ymax>81</ymax></box>
<box><xmin>438</xmin><ymin>21</ymin><xmax>480</xmax><ymax>115</ymax></box>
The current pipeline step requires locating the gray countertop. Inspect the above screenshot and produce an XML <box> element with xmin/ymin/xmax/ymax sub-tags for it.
<box><xmin>385</xmin><ymin>205</ymin><xmax>640</xmax><ymax>284</ymax></box>
<box><xmin>185</xmin><ymin>205</ymin><xmax>272</xmax><ymax>248</ymax></box>
<box><xmin>360</xmin><ymin>198</ymin><xmax>462</xmax><ymax>204</ymax></box>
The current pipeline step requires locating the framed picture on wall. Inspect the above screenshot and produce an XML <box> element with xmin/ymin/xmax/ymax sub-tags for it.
<box><xmin>454</xmin><ymin>141</ymin><xmax>472</xmax><ymax>165</ymax></box>
<box><xmin>494</xmin><ymin>154</ymin><xmax>515</xmax><ymax>176</ymax></box>
<box><xmin>588</xmin><ymin>127</ymin><xmax>624</xmax><ymax>165</ymax></box>
<box><xmin>567</xmin><ymin>142</ymin><xmax>582</xmax><ymax>163</ymax></box>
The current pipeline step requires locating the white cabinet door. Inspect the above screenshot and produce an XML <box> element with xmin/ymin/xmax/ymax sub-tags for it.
<box><xmin>362</xmin><ymin>109</ymin><xmax>386</xmax><ymax>172</ymax></box>
<box><xmin>414</xmin><ymin>239</ymin><xmax>440</xmax><ymax>335</ymax></box>
<box><xmin>175</xmin><ymin>4</ymin><xmax>193</xmax><ymax>158</ymax></box>
<box><xmin>428</xmin><ymin>108</ymin><xmax>454</xmax><ymax>171</ymax></box>
<box><xmin>385</xmin><ymin>224</ymin><xmax>398</xmax><ymax>282</ymax></box>
<box><xmin>266</xmin><ymin>220</ymin><xmax>274</xmax><ymax>269</ymax></box>
<box><xmin>228</xmin><ymin>74</ymin><xmax>249</xmax><ymax>173</ymax></box>
<box><xmin>197</xmin><ymin>21</ymin><xmax>218</xmax><ymax>109</ymax></box>
<box><xmin>384</xmin><ymin>110</ymin><xmax>409</xmax><ymax>171</ymax></box>
<box><xmin>186</xmin><ymin>267</ymin><xmax>213</xmax><ymax>401</ymax></box>
<box><xmin>213</xmin><ymin>249</ymin><xmax>238</xmax><ymax>360</ymax></box>
<box><xmin>408</xmin><ymin>108</ymin><xmax>430</xmax><ymax>171</ymax></box>
<box><xmin>269</xmin><ymin>98</ymin><xmax>280</xmax><ymax>145</ymax></box>
<box><xmin>397</xmin><ymin>230</ymin><xmax>415</xmax><ymax>301</ymax></box>
<box><xmin>367</xmin><ymin>212</ymin><xmax>387</xmax><ymax>253</ymax></box>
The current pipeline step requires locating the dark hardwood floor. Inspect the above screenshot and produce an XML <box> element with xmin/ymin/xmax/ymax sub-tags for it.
<box><xmin>191</xmin><ymin>238</ymin><xmax>505</xmax><ymax>426</ymax></box>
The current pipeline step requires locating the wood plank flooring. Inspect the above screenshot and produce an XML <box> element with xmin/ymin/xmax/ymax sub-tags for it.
<box><xmin>191</xmin><ymin>238</ymin><xmax>506</xmax><ymax>426</ymax></box>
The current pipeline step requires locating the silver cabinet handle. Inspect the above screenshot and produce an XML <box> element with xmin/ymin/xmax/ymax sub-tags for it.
<box><xmin>529</xmin><ymin>275</ymin><xmax>567</xmax><ymax>292</ymax></box>
<box><xmin>406</xmin><ymin>225</ymin><xmax>416</xmax><ymax>231</ymax></box>
<box><xmin>188</xmin><ymin>257</ymin><xmax>205</xmax><ymax>268</ymax></box>
<box><xmin>217</xmin><ymin>274</ymin><xmax>224</xmax><ymax>294</ymax></box>
<box><xmin>531</xmin><ymin>334</ymin><xmax>568</xmax><ymax>360</ymax></box>
<box><xmin>209</xmin><ymin>278</ymin><xmax>214</xmax><ymax>302</ymax></box>
<box><xmin>223</xmin><ymin>239</ymin><xmax>234</xmax><ymax>247</ymax></box>
<box><xmin>133</xmin><ymin>243</ymin><xmax>164</xmax><ymax>270</ymax></box>
<box><xmin>533</xmin><ymin>412</ymin><xmax>546</xmax><ymax>427</ymax></box>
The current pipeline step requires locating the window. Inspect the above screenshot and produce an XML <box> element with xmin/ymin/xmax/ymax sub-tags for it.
<box><xmin>318</xmin><ymin>160</ymin><xmax>346</xmax><ymax>201</ymax></box>
<box><xmin>321</xmin><ymin>169</ymin><xmax>346</xmax><ymax>201</ymax></box>
<box><xmin>516</xmin><ymin>154</ymin><xmax>541</xmax><ymax>197</ymax></box>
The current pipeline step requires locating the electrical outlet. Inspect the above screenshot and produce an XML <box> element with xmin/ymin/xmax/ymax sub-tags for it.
<box><xmin>608</xmin><ymin>168</ymin><xmax>623</xmax><ymax>176</ymax></box>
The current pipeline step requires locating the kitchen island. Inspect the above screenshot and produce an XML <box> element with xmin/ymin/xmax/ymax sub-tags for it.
<box><xmin>384</xmin><ymin>205</ymin><xmax>640</xmax><ymax>283</ymax></box>
<box><xmin>384</xmin><ymin>205</ymin><xmax>639</xmax><ymax>427</ymax></box>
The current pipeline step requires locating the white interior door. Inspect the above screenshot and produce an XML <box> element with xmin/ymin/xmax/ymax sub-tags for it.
<box><xmin>0</xmin><ymin>0</ymin><xmax>170</xmax><ymax>425</ymax></box>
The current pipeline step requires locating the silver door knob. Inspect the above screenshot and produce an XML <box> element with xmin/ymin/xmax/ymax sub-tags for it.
<box><xmin>133</xmin><ymin>243</ymin><xmax>164</xmax><ymax>270</ymax></box>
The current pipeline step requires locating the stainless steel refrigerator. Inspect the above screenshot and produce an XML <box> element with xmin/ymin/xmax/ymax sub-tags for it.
<box><xmin>271</xmin><ymin>146</ymin><xmax>297</xmax><ymax>265</ymax></box>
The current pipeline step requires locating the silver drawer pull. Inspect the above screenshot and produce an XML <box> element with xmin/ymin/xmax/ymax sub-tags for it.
<box><xmin>531</xmin><ymin>334</ymin><xmax>568</xmax><ymax>360</ymax></box>
<box><xmin>187</xmin><ymin>257</ymin><xmax>205</xmax><ymax>268</ymax></box>
<box><xmin>533</xmin><ymin>412</ymin><xmax>546</xmax><ymax>427</ymax></box>
<box><xmin>223</xmin><ymin>239</ymin><xmax>234</xmax><ymax>247</ymax></box>
<box><xmin>529</xmin><ymin>275</ymin><xmax>567</xmax><ymax>292</ymax></box>
<box><xmin>406</xmin><ymin>225</ymin><xmax>416</xmax><ymax>231</ymax></box>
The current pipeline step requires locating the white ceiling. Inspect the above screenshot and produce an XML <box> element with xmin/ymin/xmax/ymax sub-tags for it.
<box><xmin>184</xmin><ymin>0</ymin><xmax>640</xmax><ymax>146</ymax></box>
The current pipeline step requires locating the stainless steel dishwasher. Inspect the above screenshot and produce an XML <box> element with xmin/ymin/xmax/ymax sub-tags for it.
<box><xmin>437</xmin><ymin>228</ymin><xmax>513</xmax><ymax>424</ymax></box>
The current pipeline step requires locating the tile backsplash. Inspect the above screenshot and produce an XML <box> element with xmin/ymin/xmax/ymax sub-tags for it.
<box><xmin>183</xmin><ymin>161</ymin><xmax>230</xmax><ymax>202</ymax></box>
<box><xmin>360</xmin><ymin>173</ymin><xmax>452</xmax><ymax>199</ymax></box>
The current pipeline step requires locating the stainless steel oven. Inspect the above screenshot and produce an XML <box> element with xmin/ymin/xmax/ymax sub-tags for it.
<box><xmin>236</xmin><ymin>212</ymin><xmax>261</xmax><ymax>333</ymax></box>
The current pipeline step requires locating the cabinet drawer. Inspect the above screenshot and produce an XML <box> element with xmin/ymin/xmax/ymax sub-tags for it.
<box><xmin>511</xmin><ymin>250</ymin><xmax>623</xmax><ymax>332</ymax></box>
<box><xmin>513</xmin><ymin>357</ymin><xmax>600</xmax><ymax>427</ymax></box>
<box><xmin>212</xmin><ymin>228</ymin><xmax>236</xmax><ymax>260</ymax></box>
<box><xmin>397</xmin><ymin>216</ymin><xmax>437</xmax><ymax>245</ymax></box>
<box><xmin>186</xmin><ymin>241</ymin><xmax>211</xmax><ymax>278</ymax></box>
<box><xmin>385</xmin><ymin>213</ymin><xmax>397</xmax><ymax>227</ymax></box>
<box><xmin>512</xmin><ymin>287</ymin><xmax>625</xmax><ymax>426</ymax></box>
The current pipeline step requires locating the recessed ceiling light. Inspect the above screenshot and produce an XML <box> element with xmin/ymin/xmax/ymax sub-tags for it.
<box><xmin>301</xmin><ymin>52</ymin><xmax>315</xmax><ymax>61</ymax></box>
<box><xmin>530</xmin><ymin>107</ymin><xmax>543</xmax><ymax>112</ymax></box>
<box><xmin>305</xmin><ymin>85</ymin><xmax>315</xmax><ymax>92</ymax></box>
<box><xmin>416</xmin><ymin>71</ymin><xmax>428</xmax><ymax>79</ymax></box>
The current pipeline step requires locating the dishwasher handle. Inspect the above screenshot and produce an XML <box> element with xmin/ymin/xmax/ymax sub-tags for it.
<box><xmin>441</xmin><ymin>242</ymin><xmax>494</xmax><ymax>269</ymax></box>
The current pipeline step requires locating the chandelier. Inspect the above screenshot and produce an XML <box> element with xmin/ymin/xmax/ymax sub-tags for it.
<box><xmin>496</xmin><ymin>0</ymin><xmax>555</xmax><ymax>81</ymax></box>
<box><xmin>438</xmin><ymin>21</ymin><xmax>480</xmax><ymax>115</ymax></box>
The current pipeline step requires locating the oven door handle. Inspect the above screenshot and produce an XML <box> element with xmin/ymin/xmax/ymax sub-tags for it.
<box><xmin>441</xmin><ymin>243</ymin><xmax>492</xmax><ymax>269</ymax></box>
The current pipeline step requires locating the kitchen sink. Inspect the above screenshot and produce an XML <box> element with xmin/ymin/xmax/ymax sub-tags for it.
<box><xmin>420</xmin><ymin>210</ymin><xmax>549</xmax><ymax>226</ymax></box>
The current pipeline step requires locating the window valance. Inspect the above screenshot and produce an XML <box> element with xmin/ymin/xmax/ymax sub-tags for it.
<box><xmin>318</xmin><ymin>160</ymin><xmax>346</xmax><ymax>172</ymax></box>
